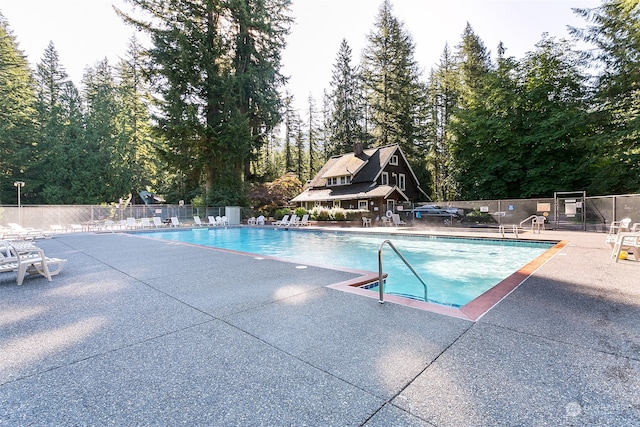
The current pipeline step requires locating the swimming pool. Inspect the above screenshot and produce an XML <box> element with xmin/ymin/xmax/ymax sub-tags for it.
<box><xmin>139</xmin><ymin>228</ymin><xmax>557</xmax><ymax>308</ymax></box>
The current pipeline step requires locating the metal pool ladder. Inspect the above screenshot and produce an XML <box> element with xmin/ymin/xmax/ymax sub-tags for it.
<box><xmin>377</xmin><ymin>239</ymin><xmax>429</xmax><ymax>304</ymax></box>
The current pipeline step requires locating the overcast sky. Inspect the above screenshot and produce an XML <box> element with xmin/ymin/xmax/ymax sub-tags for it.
<box><xmin>2</xmin><ymin>0</ymin><xmax>601</xmax><ymax>111</ymax></box>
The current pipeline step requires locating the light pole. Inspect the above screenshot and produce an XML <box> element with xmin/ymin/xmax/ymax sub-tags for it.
<box><xmin>13</xmin><ymin>181</ymin><xmax>25</xmax><ymax>225</ymax></box>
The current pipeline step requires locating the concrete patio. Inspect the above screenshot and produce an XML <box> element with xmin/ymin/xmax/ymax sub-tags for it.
<box><xmin>0</xmin><ymin>229</ymin><xmax>638</xmax><ymax>426</ymax></box>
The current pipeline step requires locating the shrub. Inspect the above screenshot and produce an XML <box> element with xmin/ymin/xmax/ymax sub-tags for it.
<box><xmin>317</xmin><ymin>209</ymin><xmax>330</xmax><ymax>221</ymax></box>
<box><xmin>294</xmin><ymin>207</ymin><xmax>307</xmax><ymax>217</ymax></box>
<box><xmin>332</xmin><ymin>208</ymin><xmax>346</xmax><ymax>221</ymax></box>
<box><xmin>464</xmin><ymin>209</ymin><xmax>495</xmax><ymax>223</ymax></box>
<box><xmin>274</xmin><ymin>208</ymin><xmax>290</xmax><ymax>220</ymax></box>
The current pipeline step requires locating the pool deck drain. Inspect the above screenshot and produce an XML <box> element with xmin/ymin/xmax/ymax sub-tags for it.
<box><xmin>1</xmin><ymin>229</ymin><xmax>638</xmax><ymax>426</ymax></box>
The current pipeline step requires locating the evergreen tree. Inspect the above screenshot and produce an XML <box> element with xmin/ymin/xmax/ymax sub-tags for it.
<box><xmin>306</xmin><ymin>94</ymin><xmax>322</xmax><ymax>180</ymax></box>
<box><xmin>327</xmin><ymin>39</ymin><xmax>363</xmax><ymax>156</ymax></box>
<box><xmin>0</xmin><ymin>13</ymin><xmax>38</xmax><ymax>205</ymax></box>
<box><xmin>33</xmin><ymin>41</ymin><xmax>86</xmax><ymax>203</ymax></box>
<box><xmin>572</xmin><ymin>0</ymin><xmax>640</xmax><ymax>194</ymax></box>
<box><xmin>280</xmin><ymin>92</ymin><xmax>303</xmax><ymax>176</ymax></box>
<box><xmin>295</xmin><ymin>113</ymin><xmax>306</xmax><ymax>180</ymax></box>
<box><xmin>115</xmin><ymin>36</ymin><xmax>161</xmax><ymax>199</ymax></box>
<box><xmin>82</xmin><ymin>59</ymin><xmax>129</xmax><ymax>203</ymax></box>
<box><xmin>117</xmin><ymin>0</ymin><xmax>292</xmax><ymax>206</ymax></box>
<box><xmin>360</xmin><ymin>0</ymin><xmax>427</xmax><ymax>172</ymax></box>
<box><xmin>425</xmin><ymin>44</ymin><xmax>459</xmax><ymax>201</ymax></box>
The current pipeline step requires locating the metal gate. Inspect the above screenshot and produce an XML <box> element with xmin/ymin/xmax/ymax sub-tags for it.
<box><xmin>554</xmin><ymin>191</ymin><xmax>586</xmax><ymax>231</ymax></box>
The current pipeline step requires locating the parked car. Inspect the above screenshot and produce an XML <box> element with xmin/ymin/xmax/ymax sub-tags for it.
<box><xmin>412</xmin><ymin>205</ymin><xmax>463</xmax><ymax>217</ymax></box>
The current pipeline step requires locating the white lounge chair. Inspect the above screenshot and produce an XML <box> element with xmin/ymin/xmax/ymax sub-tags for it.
<box><xmin>612</xmin><ymin>232</ymin><xmax>640</xmax><ymax>262</ymax></box>
<box><xmin>0</xmin><ymin>240</ymin><xmax>67</xmax><ymax>286</ymax></box>
<box><xmin>7</xmin><ymin>223</ymin><xmax>52</xmax><ymax>240</ymax></box>
<box><xmin>152</xmin><ymin>217</ymin><xmax>164</xmax><ymax>228</ymax></box>
<box><xmin>296</xmin><ymin>214</ymin><xmax>310</xmax><ymax>227</ymax></box>
<box><xmin>170</xmin><ymin>217</ymin><xmax>181</xmax><ymax>227</ymax></box>
<box><xmin>126</xmin><ymin>217</ymin><xmax>139</xmax><ymax>229</ymax></box>
<box><xmin>247</xmin><ymin>217</ymin><xmax>257</xmax><ymax>225</ymax></box>
<box><xmin>256</xmin><ymin>215</ymin><xmax>265</xmax><ymax>225</ymax></box>
<box><xmin>273</xmin><ymin>215</ymin><xmax>289</xmax><ymax>226</ymax></box>
<box><xmin>606</xmin><ymin>218</ymin><xmax>632</xmax><ymax>246</ymax></box>
<box><xmin>50</xmin><ymin>224</ymin><xmax>67</xmax><ymax>234</ymax></box>
<box><xmin>392</xmin><ymin>214</ymin><xmax>407</xmax><ymax>226</ymax></box>
<box><xmin>207</xmin><ymin>216</ymin><xmax>219</xmax><ymax>226</ymax></box>
<box><xmin>193</xmin><ymin>216</ymin><xmax>204</xmax><ymax>227</ymax></box>
<box><xmin>277</xmin><ymin>214</ymin><xmax>297</xmax><ymax>227</ymax></box>
<box><xmin>140</xmin><ymin>218</ymin><xmax>152</xmax><ymax>229</ymax></box>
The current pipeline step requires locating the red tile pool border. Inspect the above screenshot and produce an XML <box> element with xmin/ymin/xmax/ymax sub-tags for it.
<box><xmin>328</xmin><ymin>239</ymin><xmax>568</xmax><ymax>321</ymax></box>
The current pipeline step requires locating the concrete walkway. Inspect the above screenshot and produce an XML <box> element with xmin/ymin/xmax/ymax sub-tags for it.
<box><xmin>0</xmin><ymin>229</ymin><xmax>638</xmax><ymax>426</ymax></box>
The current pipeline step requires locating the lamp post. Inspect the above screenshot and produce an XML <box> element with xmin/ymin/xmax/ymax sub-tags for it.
<box><xmin>13</xmin><ymin>181</ymin><xmax>25</xmax><ymax>225</ymax></box>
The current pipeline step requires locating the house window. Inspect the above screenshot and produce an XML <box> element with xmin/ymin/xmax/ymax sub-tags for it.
<box><xmin>358</xmin><ymin>200</ymin><xmax>368</xmax><ymax>210</ymax></box>
<box><xmin>390</xmin><ymin>155</ymin><xmax>398</xmax><ymax>166</ymax></box>
<box><xmin>333</xmin><ymin>200</ymin><xmax>341</xmax><ymax>208</ymax></box>
<box><xmin>327</xmin><ymin>176</ymin><xmax>351</xmax><ymax>187</ymax></box>
<box><xmin>398</xmin><ymin>173</ymin><xmax>406</xmax><ymax>191</ymax></box>
<box><xmin>381</xmin><ymin>172</ymin><xmax>389</xmax><ymax>186</ymax></box>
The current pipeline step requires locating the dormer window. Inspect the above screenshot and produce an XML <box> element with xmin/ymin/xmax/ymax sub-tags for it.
<box><xmin>381</xmin><ymin>172</ymin><xmax>389</xmax><ymax>185</ymax></box>
<box><xmin>326</xmin><ymin>175</ymin><xmax>352</xmax><ymax>187</ymax></box>
<box><xmin>389</xmin><ymin>155</ymin><xmax>399</xmax><ymax>166</ymax></box>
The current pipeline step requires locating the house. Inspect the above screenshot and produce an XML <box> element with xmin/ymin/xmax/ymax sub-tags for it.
<box><xmin>290</xmin><ymin>143</ymin><xmax>427</xmax><ymax>217</ymax></box>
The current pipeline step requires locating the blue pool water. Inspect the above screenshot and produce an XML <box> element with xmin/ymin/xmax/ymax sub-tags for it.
<box><xmin>140</xmin><ymin>228</ymin><xmax>555</xmax><ymax>307</ymax></box>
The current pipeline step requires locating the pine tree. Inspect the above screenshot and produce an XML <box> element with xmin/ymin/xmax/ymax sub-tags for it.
<box><xmin>360</xmin><ymin>0</ymin><xmax>427</xmax><ymax>163</ymax></box>
<box><xmin>0</xmin><ymin>13</ymin><xmax>38</xmax><ymax>205</ymax></box>
<box><xmin>327</xmin><ymin>39</ymin><xmax>363</xmax><ymax>156</ymax></box>
<box><xmin>33</xmin><ymin>41</ymin><xmax>84</xmax><ymax>203</ymax></box>
<box><xmin>117</xmin><ymin>0</ymin><xmax>292</xmax><ymax>206</ymax></box>
<box><xmin>425</xmin><ymin>44</ymin><xmax>458</xmax><ymax>201</ymax></box>
<box><xmin>306</xmin><ymin>94</ymin><xmax>322</xmax><ymax>180</ymax></box>
<box><xmin>115</xmin><ymin>36</ymin><xmax>161</xmax><ymax>200</ymax></box>
<box><xmin>82</xmin><ymin>59</ymin><xmax>129</xmax><ymax>203</ymax></box>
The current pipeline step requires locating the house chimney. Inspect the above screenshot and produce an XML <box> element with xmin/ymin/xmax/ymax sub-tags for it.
<box><xmin>353</xmin><ymin>142</ymin><xmax>363</xmax><ymax>155</ymax></box>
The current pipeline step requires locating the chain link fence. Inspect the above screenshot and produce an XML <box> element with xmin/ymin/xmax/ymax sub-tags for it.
<box><xmin>402</xmin><ymin>193</ymin><xmax>640</xmax><ymax>232</ymax></box>
<box><xmin>1</xmin><ymin>194</ymin><xmax>639</xmax><ymax>233</ymax></box>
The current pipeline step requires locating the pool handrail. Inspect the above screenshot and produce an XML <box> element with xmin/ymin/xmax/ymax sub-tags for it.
<box><xmin>377</xmin><ymin>239</ymin><xmax>428</xmax><ymax>304</ymax></box>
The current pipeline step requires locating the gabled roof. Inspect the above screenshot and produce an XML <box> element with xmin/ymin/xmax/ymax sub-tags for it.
<box><xmin>307</xmin><ymin>144</ymin><xmax>415</xmax><ymax>189</ymax></box>
<box><xmin>321</xmin><ymin>152</ymin><xmax>368</xmax><ymax>179</ymax></box>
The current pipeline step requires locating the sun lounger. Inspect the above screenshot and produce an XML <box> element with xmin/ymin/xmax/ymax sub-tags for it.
<box><xmin>612</xmin><ymin>232</ymin><xmax>640</xmax><ymax>262</ymax></box>
<box><xmin>170</xmin><ymin>217</ymin><xmax>181</xmax><ymax>227</ymax></box>
<box><xmin>193</xmin><ymin>216</ymin><xmax>204</xmax><ymax>227</ymax></box>
<box><xmin>392</xmin><ymin>214</ymin><xmax>407</xmax><ymax>226</ymax></box>
<box><xmin>295</xmin><ymin>214</ymin><xmax>310</xmax><ymax>227</ymax></box>
<box><xmin>276</xmin><ymin>214</ymin><xmax>297</xmax><ymax>227</ymax></box>
<box><xmin>207</xmin><ymin>216</ymin><xmax>219</xmax><ymax>226</ymax></box>
<box><xmin>0</xmin><ymin>240</ymin><xmax>66</xmax><ymax>286</ymax></box>
<box><xmin>606</xmin><ymin>218</ymin><xmax>632</xmax><ymax>246</ymax></box>
<box><xmin>126</xmin><ymin>217</ymin><xmax>139</xmax><ymax>229</ymax></box>
<box><xmin>153</xmin><ymin>217</ymin><xmax>164</xmax><ymax>228</ymax></box>
<box><xmin>272</xmin><ymin>215</ymin><xmax>289</xmax><ymax>226</ymax></box>
<box><xmin>7</xmin><ymin>223</ymin><xmax>53</xmax><ymax>240</ymax></box>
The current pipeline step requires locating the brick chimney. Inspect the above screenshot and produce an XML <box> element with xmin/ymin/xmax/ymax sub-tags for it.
<box><xmin>353</xmin><ymin>142</ymin><xmax>363</xmax><ymax>155</ymax></box>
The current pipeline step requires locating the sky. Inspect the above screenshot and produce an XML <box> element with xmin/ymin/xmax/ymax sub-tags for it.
<box><xmin>1</xmin><ymin>0</ymin><xmax>601</xmax><ymax>112</ymax></box>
